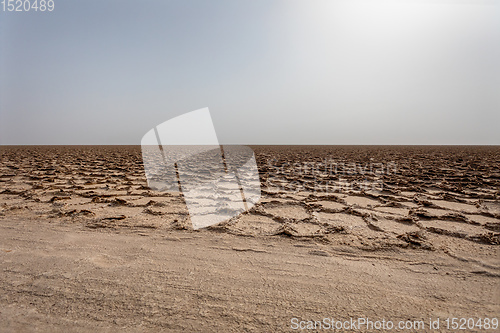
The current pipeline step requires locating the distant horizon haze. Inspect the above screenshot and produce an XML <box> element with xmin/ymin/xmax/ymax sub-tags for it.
<box><xmin>1</xmin><ymin>0</ymin><xmax>499</xmax><ymax>145</ymax></box>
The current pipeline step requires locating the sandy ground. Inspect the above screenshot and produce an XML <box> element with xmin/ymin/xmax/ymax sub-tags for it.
<box><xmin>1</xmin><ymin>217</ymin><xmax>498</xmax><ymax>332</ymax></box>
<box><xmin>0</xmin><ymin>145</ymin><xmax>499</xmax><ymax>331</ymax></box>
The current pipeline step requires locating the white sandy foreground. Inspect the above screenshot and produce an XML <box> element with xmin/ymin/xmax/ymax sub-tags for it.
<box><xmin>0</xmin><ymin>217</ymin><xmax>498</xmax><ymax>333</ymax></box>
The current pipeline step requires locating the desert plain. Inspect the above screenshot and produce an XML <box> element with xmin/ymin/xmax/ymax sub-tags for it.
<box><xmin>0</xmin><ymin>145</ymin><xmax>499</xmax><ymax>332</ymax></box>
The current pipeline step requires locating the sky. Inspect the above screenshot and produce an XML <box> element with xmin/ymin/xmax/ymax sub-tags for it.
<box><xmin>0</xmin><ymin>0</ymin><xmax>499</xmax><ymax>145</ymax></box>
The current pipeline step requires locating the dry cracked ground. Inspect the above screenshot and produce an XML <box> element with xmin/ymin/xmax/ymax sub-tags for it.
<box><xmin>0</xmin><ymin>145</ymin><xmax>499</xmax><ymax>331</ymax></box>
<box><xmin>1</xmin><ymin>146</ymin><xmax>498</xmax><ymax>250</ymax></box>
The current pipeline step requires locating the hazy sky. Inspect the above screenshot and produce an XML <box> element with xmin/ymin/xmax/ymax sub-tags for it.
<box><xmin>1</xmin><ymin>0</ymin><xmax>499</xmax><ymax>145</ymax></box>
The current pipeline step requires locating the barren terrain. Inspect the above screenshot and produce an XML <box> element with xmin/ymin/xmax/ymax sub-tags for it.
<box><xmin>1</xmin><ymin>145</ymin><xmax>499</xmax><ymax>332</ymax></box>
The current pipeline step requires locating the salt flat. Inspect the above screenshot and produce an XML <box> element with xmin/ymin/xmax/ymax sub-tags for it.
<box><xmin>1</xmin><ymin>217</ymin><xmax>498</xmax><ymax>332</ymax></box>
<box><xmin>0</xmin><ymin>145</ymin><xmax>499</xmax><ymax>331</ymax></box>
